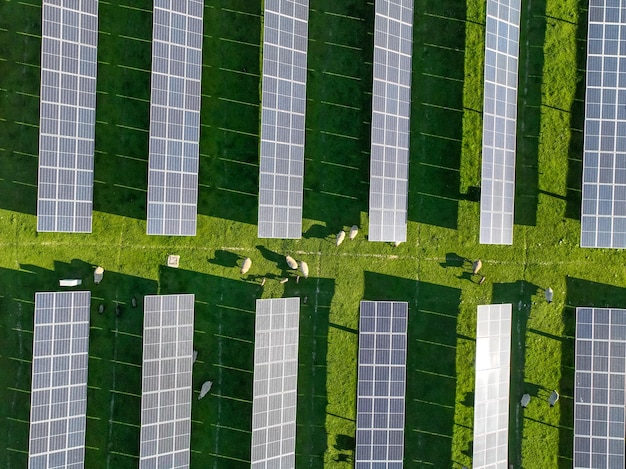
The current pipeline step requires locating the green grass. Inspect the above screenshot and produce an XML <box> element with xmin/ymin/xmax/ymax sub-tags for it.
<box><xmin>0</xmin><ymin>0</ymin><xmax>616</xmax><ymax>468</ymax></box>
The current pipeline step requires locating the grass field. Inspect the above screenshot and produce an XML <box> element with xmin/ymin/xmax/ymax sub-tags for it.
<box><xmin>0</xmin><ymin>0</ymin><xmax>622</xmax><ymax>468</ymax></box>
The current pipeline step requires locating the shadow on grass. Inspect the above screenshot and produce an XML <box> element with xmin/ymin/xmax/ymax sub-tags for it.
<box><xmin>363</xmin><ymin>272</ymin><xmax>461</xmax><ymax>466</ymax></box>
<box><xmin>514</xmin><ymin>0</ymin><xmax>547</xmax><ymax>227</ymax></box>
<box><xmin>565</xmin><ymin>3</ymin><xmax>588</xmax><ymax>221</ymax></box>
<box><xmin>0</xmin><ymin>260</ymin><xmax>157</xmax><ymax>469</ymax></box>
<box><xmin>408</xmin><ymin>2</ymin><xmax>466</xmax><ymax>230</ymax></box>
<box><xmin>562</xmin><ymin>277</ymin><xmax>626</xmax><ymax>468</ymax></box>
<box><xmin>492</xmin><ymin>280</ymin><xmax>540</xmax><ymax>468</ymax></box>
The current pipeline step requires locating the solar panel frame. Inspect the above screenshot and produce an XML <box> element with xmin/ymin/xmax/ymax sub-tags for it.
<box><xmin>257</xmin><ymin>0</ymin><xmax>310</xmax><ymax>239</ymax></box>
<box><xmin>28</xmin><ymin>291</ymin><xmax>91</xmax><ymax>469</ymax></box>
<box><xmin>37</xmin><ymin>0</ymin><xmax>99</xmax><ymax>233</ymax></box>
<box><xmin>368</xmin><ymin>0</ymin><xmax>414</xmax><ymax>243</ymax></box>
<box><xmin>146</xmin><ymin>0</ymin><xmax>204</xmax><ymax>236</ymax></box>
<box><xmin>473</xmin><ymin>304</ymin><xmax>511</xmax><ymax>469</ymax></box>
<box><xmin>355</xmin><ymin>301</ymin><xmax>408</xmax><ymax>468</ymax></box>
<box><xmin>139</xmin><ymin>294</ymin><xmax>195</xmax><ymax>469</ymax></box>
<box><xmin>251</xmin><ymin>298</ymin><xmax>300</xmax><ymax>468</ymax></box>
<box><xmin>479</xmin><ymin>0</ymin><xmax>521</xmax><ymax>245</ymax></box>
<box><xmin>573</xmin><ymin>307</ymin><xmax>626</xmax><ymax>468</ymax></box>
<box><xmin>580</xmin><ymin>2</ymin><xmax>626</xmax><ymax>248</ymax></box>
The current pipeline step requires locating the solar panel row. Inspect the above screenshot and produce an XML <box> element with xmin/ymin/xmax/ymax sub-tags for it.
<box><xmin>479</xmin><ymin>0</ymin><xmax>521</xmax><ymax>245</ymax></box>
<box><xmin>473</xmin><ymin>304</ymin><xmax>511</xmax><ymax>469</ymax></box>
<box><xmin>257</xmin><ymin>0</ymin><xmax>309</xmax><ymax>239</ymax></box>
<box><xmin>581</xmin><ymin>1</ymin><xmax>626</xmax><ymax>248</ymax></box>
<box><xmin>37</xmin><ymin>0</ymin><xmax>99</xmax><ymax>233</ymax></box>
<box><xmin>29</xmin><ymin>291</ymin><xmax>91</xmax><ymax>469</ymax></box>
<box><xmin>368</xmin><ymin>0</ymin><xmax>413</xmax><ymax>243</ymax></box>
<box><xmin>146</xmin><ymin>0</ymin><xmax>204</xmax><ymax>236</ymax></box>
<box><xmin>574</xmin><ymin>308</ymin><xmax>626</xmax><ymax>468</ymax></box>
<box><xmin>139</xmin><ymin>294</ymin><xmax>195</xmax><ymax>469</ymax></box>
<box><xmin>355</xmin><ymin>301</ymin><xmax>408</xmax><ymax>468</ymax></box>
<box><xmin>251</xmin><ymin>298</ymin><xmax>300</xmax><ymax>468</ymax></box>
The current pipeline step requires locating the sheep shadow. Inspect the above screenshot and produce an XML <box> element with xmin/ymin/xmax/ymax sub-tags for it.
<box><xmin>440</xmin><ymin>252</ymin><xmax>468</xmax><ymax>269</ymax></box>
<box><xmin>255</xmin><ymin>245</ymin><xmax>284</xmax><ymax>267</ymax></box>
<box><xmin>303</xmin><ymin>223</ymin><xmax>329</xmax><ymax>239</ymax></box>
<box><xmin>207</xmin><ymin>250</ymin><xmax>243</xmax><ymax>268</ymax></box>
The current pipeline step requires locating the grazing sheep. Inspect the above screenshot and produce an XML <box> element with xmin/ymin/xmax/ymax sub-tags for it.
<box><xmin>285</xmin><ymin>255</ymin><xmax>298</xmax><ymax>269</ymax></box>
<box><xmin>545</xmin><ymin>287</ymin><xmax>553</xmax><ymax>304</ymax></box>
<box><xmin>280</xmin><ymin>277</ymin><xmax>289</xmax><ymax>284</ymax></box>
<box><xmin>349</xmin><ymin>225</ymin><xmax>358</xmax><ymax>240</ymax></box>
<box><xmin>300</xmin><ymin>261</ymin><xmax>309</xmax><ymax>279</ymax></box>
<box><xmin>336</xmin><ymin>230</ymin><xmax>346</xmax><ymax>246</ymax></box>
<box><xmin>115</xmin><ymin>304</ymin><xmax>122</xmax><ymax>317</ymax></box>
<box><xmin>193</xmin><ymin>350</ymin><xmax>198</xmax><ymax>363</ymax></box>
<box><xmin>131</xmin><ymin>297</ymin><xmax>137</xmax><ymax>308</ymax></box>
<box><xmin>548</xmin><ymin>390</ymin><xmax>559</xmax><ymax>407</ymax></box>
<box><xmin>521</xmin><ymin>394</ymin><xmax>531</xmax><ymax>408</ymax></box>
<box><xmin>94</xmin><ymin>266</ymin><xmax>104</xmax><ymax>284</ymax></box>
<box><xmin>198</xmin><ymin>381</ymin><xmax>213</xmax><ymax>400</ymax></box>
<box><xmin>260</xmin><ymin>277</ymin><xmax>266</xmax><ymax>286</ymax></box>
<box><xmin>240</xmin><ymin>257</ymin><xmax>252</xmax><ymax>275</ymax></box>
<box><xmin>98</xmin><ymin>304</ymin><xmax>104</xmax><ymax>314</ymax></box>
<box><xmin>472</xmin><ymin>259</ymin><xmax>482</xmax><ymax>275</ymax></box>
<box><xmin>393</xmin><ymin>241</ymin><xmax>402</xmax><ymax>247</ymax></box>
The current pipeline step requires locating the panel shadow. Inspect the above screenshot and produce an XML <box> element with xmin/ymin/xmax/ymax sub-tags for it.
<box><xmin>363</xmin><ymin>272</ymin><xmax>461</xmax><ymax>466</ymax></box>
<box><xmin>409</xmin><ymin>3</ymin><xmax>466</xmax><ymax>230</ymax></box>
<box><xmin>514</xmin><ymin>0</ymin><xmax>547</xmax><ymax>226</ymax></box>
<box><xmin>0</xmin><ymin>261</ymin><xmax>158</xmax><ymax>469</ymax></box>
<box><xmin>564</xmin><ymin>4</ymin><xmax>588</xmax><ymax>220</ymax></box>
<box><xmin>302</xmin><ymin>1</ymin><xmax>373</xmax><ymax>229</ymax></box>
<box><xmin>492</xmin><ymin>280</ymin><xmax>540</xmax><ymax>468</ymax></box>
<box><xmin>197</xmin><ymin>4</ymin><xmax>262</xmax><ymax>226</ymax></box>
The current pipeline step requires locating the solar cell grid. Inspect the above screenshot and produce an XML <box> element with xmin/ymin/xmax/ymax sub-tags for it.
<box><xmin>29</xmin><ymin>291</ymin><xmax>91</xmax><ymax>469</ymax></box>
<box><xmin>479</xmin><ymin>0</ymin><xmax>521</xmax><ymax>245</ymax></box>
<box><xmin>580</xmin><ymin>1</ymin><xmax>626</xmax><ymax>248</ymax></box>
<box><xmin>355</xmin><ymin>301</ymin><xmax>408</xmax><ymax>469</ymax></box>
<box><xmin>37</xmin><ymin>0</ymin><xmax>98</xmax><ymax>233</ymax></box>
<box><xmin>139</xmin><ymin>294</ymin><xmax>195</xmax><ymax>469</ymax></box>
<box><xmin>147</xmin><ymin>0</ymin><xmax>204</xmax><ymax>236</ymax></box>
<box><xmin>574</xmin><ymin>308</ymin><xmax>626</xmax><ymax>468</ymax></box>
<box><xmin>473</xmin><ymin>304</ymin><xmax>511</xmax><ymax>469</ymax></box>
<box><xmin>258</xmin><ymin>0</ymin><xmax>309</xmax><ymax>239</ymax></box>
<box><xmin>369</xmin><ymin>0</ymin><xmax>413</xmax><ymax>243</ymax></box>
<box><xmin>251</xmin><ymin>298</ymin><xmax>300</xmax><ymax>468</ymax></box>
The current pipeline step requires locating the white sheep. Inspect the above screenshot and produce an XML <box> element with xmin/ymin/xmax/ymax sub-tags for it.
<box><xmin>300</xmin><ymin>261</ymin><xmax>309</xmax><ymax>279</ymax></box>
<box><xmin>193</xmin><ymin>350</ymin><xmax>198</xmax><ymax>363</ymax></box>
<box><xmin>336</xmin><ymin>230</ymin><xmax>346</xmax><ymax>246</ymax></box>
<box><xmin>472</xmin><ymin>259</ymin><xmax>482</xmax><ymax>275</ymax></box>
<box><xmin>548</xmin><ymin>390</ymin><xmax>559</xmax><ymax>407</ymax></box>
<box><xmin>393</xmin><ymin>241</ymin><xmax>402</xmax><ymax>247</ymax></box>
<box><xmin>545</xmin><ymin>287</ymin><xmax>553</xmax><ymax>304</ymax></box>
<box><xmin>198</xmin><ymin>381</ymin><xmax>213</xmax><ymax>400</ymax></box>
<box><xmin>285</xmin><ymin>255</ymin><xmax>298</xmax><ymax>269</ymax></box>
<box><xmin>349</xmin><ymin>225</ymin><xmax>358</xmax><ymax>240</ymax></box>
<box><xmin>240</xmin><ymin>257</ymin><xmax>252</xmax><ymax>275</ymax></box>
<box><xmin>280</xmin><ymin>277</ymin><xmax>289</xmax><ymax>284</ymax></box>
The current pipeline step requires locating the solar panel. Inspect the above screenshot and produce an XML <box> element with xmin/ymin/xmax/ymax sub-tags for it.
<box><xmin>574</xmin><ymin>308</ymin><xmax>626</xmax><ymax>468</ymax></box>
<box><xmin>146</xmin><ymin>0</ymin><xmax>204</xmax><ymax>236</ymax></box>
<box><xmin>29</xmin><ymin>291</ymin><xmax>91</xmax><ymax>469</ymax></box>
<box><xmin>355</xmin><ymin>301</ymin><xmax>408</xmax><ymax>468</ymax></box>
<box><xmin>139</xmin><ymin>294</ymin><xmax>195</xmax><ymax>468</ymax></box>
<box><xmin>580</xmin><ymin>2</ymin><xmax>626</xmax><ymax>248</ymax></box>
<box><xmin>251</xmin><ymin>298</ymin><xmax>300</xmax><ymax>468</ymax></box>
<box><xmin>479</xmin><ymin>0</ymin><xmax>521</xmax><ymax>245</ymax></box>
<box><xmin>368</xmin><ymin>0</ymin><xmax>413</xmax><ymax>243</ymax></box>
<box><xmin>257</xmin><ymin>0</ymin><xmax>310</xmax><ymax>239</ymax></box>
<box><xmin>473</xmin><ymin>304</ymin><xmax>511</xmax><ymax>469</ymax></box>
<box><xmin>37</xmin><ymin>0</ymin><xmax>99</xmax><ymax>233</ymax></box>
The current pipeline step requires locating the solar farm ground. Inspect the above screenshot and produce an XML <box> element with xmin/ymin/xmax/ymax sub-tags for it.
<box><xmin>0</xmin><ymin>0</ymin><xmax>623</xmax><ymax>468</ymax></box>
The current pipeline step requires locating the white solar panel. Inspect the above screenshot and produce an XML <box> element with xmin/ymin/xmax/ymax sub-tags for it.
<box><xmin>251</xmin><ymin>298</ymin><xmax>300</xmax><ymax>468</ymax></box>
<box><xmin>355</xmin><ymin>301</ymin><xmax>408</xmax><ymax>469</ymax></box>
<box><xmin>257</xmin><ymin>0</ymin><xmax>309</xmax><ymax>239</ymax></box>
<box><xmin>37</xmin><ymin>0</ymin><xmax>99</xmax><ymax>233</ymax></box>
<box><xmin>574</xmin><ymin>308</ymin><xmax>626</xmax><ymax>468</ymax></box>
<box><xmin>580</xmin><ymin>1</ymin><xmax>626</xmax><ymax>248</ymax></box>
<box><xmin>473</xmin><ymin>304</ymin><xmax>511</xmax><ymax>469</ymax></box>
<box><xmin>146</xmin><ymin>0</ymin><xmax>203</xmax><ymax>236</ymax></box>
<box><xmin>29</xmin><ymin>291</ymin><xmax>91</xmax><ymax>469</ymax></box>
<box><xmin>368</xmin><ymin>0</ymin><xmax>413</xmax><ymax>243</ymax></box>
<box><xmin>139</xmin><ymin>294</ymin><xmax>195</xmax><ymax>468</ymax></box>
<box><xmin>479</xmin><ymin>0</ymin><xmax>521</xmax><ymax>245</ymax></box>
